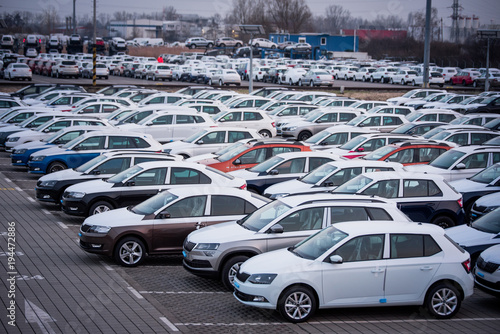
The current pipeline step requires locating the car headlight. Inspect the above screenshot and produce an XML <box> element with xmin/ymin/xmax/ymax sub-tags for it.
<box><xmin>64</xmin><ymin>191</ymin><xmax>86</xmax><ymax>199</ymax></box>
<box><xmin>287</xmin><ymin>126</ymin><xmax>297</xmax><ymax>131</ymax></box>
<box><xmin>31</xmin><ymin>155</ymin><xmax>46</xmax><ymax>161</ymax></box>
<box><xmin>8</xmin><ymin>137</ymin><xmax>19</xmax><ymax>142</ymax></box>
<box><xmin>248</xmin><ymin>273</ymin><xmax>277</xmax><ymax>284</ymax></box>
<box><xmin>195</xmin><ymin>243</ymin><xmax>219</xmax><ymax>250</ymax></box>
<box><xmin>84</xmin><ymin>224</ymin><xmax>111</xmax><ymax>234</ymax></box>
<box><xmin>270</xmin><ymin>193</ymin><xmax>289</xmax><ymax>200</ymax></box>
<box><xmin>14</xmin><ymin>148</ymin><xmax>27</xmax><ymax>154</ymax></box>
<box><xmin>39</xmin><ymin>180</ymin><xmax>57</xmax><ymax>188</ymax></box>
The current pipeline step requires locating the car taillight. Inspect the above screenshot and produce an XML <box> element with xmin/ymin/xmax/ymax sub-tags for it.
<box><xmin>462</xmin><ymin>259</ymin><xmax>471</xmax><ymax>274</ymax></box>
<box><xmin>316</xmin><ymin>76</ymin><xmax>320</xmax><ymax>79</ymax></box>
<box><xmin>271</xmin><ymin>122</ymin><xmax>276</xmax><ymax>128</ymax></box>
<box><xmin>239</xmin><ymin>183</ymin><xmax>247</xmax><ymax>190</ymax></box>
<box><xmin>405</xmin><ymin>75</ymin><xmax>408</xmax><ymax>78</ymax></box>
<box><xmin>155</xmin><ymin>71</ymin><xmax>159</xmax><ymax>73</ymax></box>
<box><xmin>457</xmin><ymin>197</ymin><xmax>463</xmax><ymax>208</ymax></box>
<box><xmin>60</xmin><ymin>65</ymin><xmax>65</xmax><ymax>68</ymax></box>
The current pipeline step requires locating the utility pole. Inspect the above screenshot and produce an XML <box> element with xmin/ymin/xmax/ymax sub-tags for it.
<box><xmin>92</xmin><ymin>0</ymin><xmax>96</xmax><ymax>86</ymax></box>
<box><xmin>423</xmin><ymin>0</ymin><xmax>432</xmax><ymax>88</ymax></box>
<box><xmin>73</xmin><ymin>0</ymin><xmax>76</xmax><ymax>34</ymax></box>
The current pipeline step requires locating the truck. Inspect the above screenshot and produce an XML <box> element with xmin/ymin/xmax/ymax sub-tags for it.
<box><xmin>108</xmin><ymin>37</ymin><xmax>127</xmax><ymax>56</ymax></box>
<box><xmin>66</xmin><ymin>34</ymin><xmax>84</xmax><ymax>54</ymax></box>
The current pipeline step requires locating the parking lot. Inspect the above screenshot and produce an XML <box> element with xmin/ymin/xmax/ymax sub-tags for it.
<box><xmin>1</xmin><ymin>148</ymin><xmax>500</xmax><ymax>334</ymax></box>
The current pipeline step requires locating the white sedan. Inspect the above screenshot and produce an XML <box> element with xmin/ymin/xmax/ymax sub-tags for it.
<box><xmin>210</xmin><ymin>69</ymin><xmax>241</xmax><ymax>86</ymax></box>
<box><xmin>4</xmin><ymin>63</ymin><xmax>32</xmax><ymax>81</ymax></box>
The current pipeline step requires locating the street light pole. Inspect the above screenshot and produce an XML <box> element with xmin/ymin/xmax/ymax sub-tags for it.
<box><xmin>92</xmin><ymin>0</ymin><xmax>96</xmax><ymax>86</ymax></box>
<box><xmin>239</xmin><ymin>25</ymin><xmax>265</xmax><ymax>94</ymax></box>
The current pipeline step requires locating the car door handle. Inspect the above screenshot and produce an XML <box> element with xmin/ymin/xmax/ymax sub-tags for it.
<box><xmin>371</xmin><ymin>268</ymin><xmax>385</xmax><ymax>273</ymax></box>
<box><xmin>420</xmin><ymin>266</ymin><xmax>433</xmax><ymax>271</ymax></box>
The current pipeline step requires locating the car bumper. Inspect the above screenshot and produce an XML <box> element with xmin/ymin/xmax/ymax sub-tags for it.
<box><xmin>78</xmin><ymin>232</ymin><xmax>114</xmax><ymax>257</ymax></box>
<box><xmin>11</xmin><ymin>154</ymin><xmax>29</xmax><ymax>166</ymax></box>
<box><xmin>233</xmin><ymin>279</ymin><xmax>276</xmax><ymax>309</ymax></box>
<box><xmin>27</xmin><ymin>161</ymin><xmax>47</xmax><ymax>174</ymax></box>
<box><xmin>35</xmin><ymin>186</ymin><xmax>60</xmax><ymax>203</ymax></box>
<box><xmin>474</xmin><ymin>267</ymin><xmax>500</xmax><ymax>297</ymax></box>
<box><xmin>61</xmin><ymin>198</ymin><xmax>88</xmax><ymax>216</ymax></box>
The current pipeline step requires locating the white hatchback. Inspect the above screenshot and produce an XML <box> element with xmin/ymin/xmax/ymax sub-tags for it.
<box><xmin>233</xmin><ymin>221</ymin><xmax>474</xmax><ymax>322</ymax></box>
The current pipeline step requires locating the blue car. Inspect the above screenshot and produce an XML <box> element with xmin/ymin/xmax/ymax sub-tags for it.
<box><xmin>11</xmin><ymin>126</ymin><xmax>100</xmax><ymax>166</ymax></box>
<box><xmin>27</xmin><ymin>130</ymin><xmax>163</xmax><ymax>174</ymax></box>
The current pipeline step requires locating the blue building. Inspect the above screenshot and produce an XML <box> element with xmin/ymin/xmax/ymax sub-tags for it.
<box><xmin>269</xmin><ymin>33</ymin><xmax>358</xmax><ymax>54</ymax></box>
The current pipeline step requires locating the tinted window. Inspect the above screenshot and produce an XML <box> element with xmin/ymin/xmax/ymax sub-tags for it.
<box><xmin>167</xmin><ymin>196</ymin><xmax>207</xmax><ymax>218</ymax></box>
<box><xmin>309</xmin><ymin>157</ymin><xmax>333</xmax><ymax>171</ymax></box>
<box><xmin>131</xmin><ymin>167</ymin><xmax>167</xmax><ymax>186</ymax></box>
<box><xmin>108</xmin><ymin>136</ymin><xmax>138</xmax><ymax>149</ymax></box>
<box><xmin>271</xmin><ymin>146</ymin><xmax>300</xmax><ymax>155</ymax></box>
<box><xmin>362</xmin><ymin>179</ymin><xmax>400</xmax><ymax>198</ymax></box>
<box><xmin>460</xmin><ymin>153</ymin><xmax>489</xmax><ymax>169</ymax></box>
<box><xmin>210</xmin><ymin>195</ymin><xmax>253</xmax><ymax>215</ymax></box>
<box><xmin>200</xmin><ymin>131</ymin><xmax>225</xmax><ymax>144</ymax></box>
<box><xmin>274</xmin><ymin>158</ymin><xmax>306</xmax><ymax>174</ymax></box>
<box><xmin>323</xmin><ymin>133</ymin><xmax>347</xmax><ymax>145</ymax></box>
<box><xmin>152</xmin><ymin>115</ymin><xmax>173</xmax><ymax>125</ymax></box>
<box><xmin>367</xmin><ymin>207</ymin><xmax>392</xmax><ymax>220</ymax></box>
<box><xmin>170</xmin><ymin>168</ymin><xmax>210</xmax><ymax>184</ymax></box>
<box><xmin>92</xmin><ymin>157</ymin><xmax>131</xmax><ymax>174</ymax></box>
<box><xmin>239</xmin><ymin>148</ymin><xmax>267</xmax><ymax>164</ymax></box>
<box><xmin>330</xmin><ymin>206</ymin><xmax>369</xmax><ymax>223</ymax></box>
<box><xmin>390</xmin><ymin>234</ymin><xmax>442</xmax><ymax>258</ymax></box>
<box><xmin>176</xmin><ymin>115</ymin><xmax>196</xmax><ymax>124</ymax></box>
<box><xmin>228</xmin><ymin>131</ymin><xmax>252</xmax><ymax>143</ymax></box>
<box><xmin>326</xmin><ymin>167</ymin><xmax>362</xmax><ymax>186</ymax></box>
<box><xmin>332</xmin><ymin>234</ymin><xmax>385</xmax><ymax>262</ymax></box>
<box><xmin>277</xmin><ymin>207</ymin><xmax>324</xmax><ymax>232</ymax></box>
<box><xmin>74</xmin><ymin>136</ymin><xmax>105</xmax><ymax>150</ymax></box>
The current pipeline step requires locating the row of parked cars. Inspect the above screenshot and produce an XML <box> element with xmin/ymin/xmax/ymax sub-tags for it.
<box><xmin>2</xmin><ymin>84</ymin><xmax>500</xmax><ymax>323</ymax></box>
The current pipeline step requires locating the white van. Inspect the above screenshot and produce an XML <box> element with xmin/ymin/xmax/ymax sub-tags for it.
<box><xmin>146</xmin><ymin>38</ymin><xmax>164</xmax><ymax>46</ymax></box>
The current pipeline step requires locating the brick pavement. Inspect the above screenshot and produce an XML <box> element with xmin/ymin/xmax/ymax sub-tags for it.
<box><xmin>0</xmin><ymin>172</ymin><xmax>180</xmax><ymax>333</ymax></box>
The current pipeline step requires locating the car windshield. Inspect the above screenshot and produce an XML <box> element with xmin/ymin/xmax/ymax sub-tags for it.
<box><xmin>217</xmin><ymin>144</ymin><xmax>249</xmax><ymax>162</ymax></box>
<box><xmin>469</xmin><ymin>164</ymin><xmax>500</xmax><ymax>184</ymax></box>
<box><xmin>429</xmin><ymin>150</ymin><xmax>466</xmax><ymax>169</ymax></box>
<box><xmin>267</xmin><ymin>105</ymin><xmax>287</xmax><ymax>115</ymax></box>
<box><xmin>430</xmin><ymin>131</ymin><xmax>452</xmax><ymax>141</ymax></box>
<box><xmin>363</xmin><ymin>146</ymin><xmax>397</xmax><ymax>160</ymax></box>
<box><xmin>290</xmin><ymin>226</ymin><xmax>348</xmax><ymax>260</ymax></box>
<box><xmin>422</xmin><ymin>127</ymin><xmax>444</xmax><ymax>139</ymax></box>
<box><xmin>62</xmin><ymin>136</ymin><xmax>82</xmax><ymax>149</ymax></box>
<box><xmin>43</xmin><ymin>129</ymin><xmax>66</xmax><ymax>143</ymax></box>
<box><xmin>471</xmin><ymin>208</ymin><xmax>500</xmax><ymax>234</ymax></box>
<box><xmin>302</xmin><ymin>109</ymin><xmax>323</xmax><ymax>122</ymax></box>
<box><xmin>75</xmin><ymin>154</ymin><xmax>108</xmax><ymax>172</ymax></box>
<box><xmin>484</xmin><ymin>118</ymin><xmax>500</xmax><ymax>130</ymax></box>
<box><xmin>333</xmin><ymin>175</ymin><xmax>373</xmax><ymax>194</ymax></box>
<box><xmin>402</xmin><ymin>91</ymin><xmax>417</xmax><ymax>98</ymax></box>
<box><xmin>304</xmin><ymin>130</ymin><xmax>332</xmax><ymax>144</ymax></box>
<box><xmin>183</xmin><ymin>130</ymin><xmax>206</xmax><ymax>143</ymax></box>
<box><xmin>107</xmin><ymin>165</ymin><xmax>142</xmax><ymax>183</ymax></box>
<box><xmin>406</xmin><ymin>112</ymin><xmax>423</xmax><ymax>122</ymax></box>
<box><xmin>239</xmin><ymin>200</ymin><xmax>292</xmax><ymax>231</ymax></box>
<box><xmin>391</xmin><ymin>123</ymin><xmax>415</xmax><ymax>134</ymax></box>
<box><xmin>131</xmin><ymin>191</ymin><xmax>179</xmax><ymax>215</ymax></box>
<box><xmin>249</xmin><ymin>156</ymin><xmax>284</xmax><ymax>173</ymax></box>
<box><xmin>339</xmin><ymin>135</ymin><xmax>367</xmax><ymax>150</ymax></box>
<box><xmin>300</xmin><ymin>163</ymin><xmax>337</xmax><ymax>184</ymax></box>
<box><xmin>346</xmin><ymin>115</ymin><xmax>365</xmax><ymax>126</ymax></box>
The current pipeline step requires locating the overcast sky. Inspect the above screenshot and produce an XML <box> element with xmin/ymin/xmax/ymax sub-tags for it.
<box><xmin>2</xmin><ymin>0</ymin><xmax>499</xmax><ymax>26</ymax></box>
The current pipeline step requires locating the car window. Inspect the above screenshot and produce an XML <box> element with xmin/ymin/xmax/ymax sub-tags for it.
<box><xmin>55</xmin><ymin>130</ymin><xmax>85</xmax><ymax>144</ymax></box>
<box><xmin>326</xmin><ymin>167</ymin><xmax>362</xmax><ymax>186</ymax></box>
<box><xmin>92</xmin><ymin>157</ymin><xmax>131</xmax><ymax>174</ymax></box>
<box><xmin>447</xmin><ymin>133</ymin><xmax>468</xmax><ymax>146</ymax></box>
<box><xmin>332</xmin><ymin>234</ymin><xmax>385</xmax><ymax>262</ymax></box>
<box><xmin>167</xmin><ymin>196</ymin><xmax>207</xmax><ymax>218</ymax></box>
<box><xmin>152</xmin><ymin>115</ymin><xmax>173</xmax><ymax>125</ymax></box>
<box><xmin>80</xmin><ymin>105</ymin><xmax>100</xmax><ymax>114</ymax></box>
<box><xmin>276</xmin><ymin>207</ymin><xmax>324</xmax><ymax>232</ymax></box>
<box><xmin>387</xmin><ymin>148</ymin><xmax>415</xmax><ymax>163</ymax></box>
<box><xmin>418</xmin><ymin>147</ymin><xmax>445</xmax><ymax>163</ymax></box>
<box><xmin>324</xmin><ymin>132</ymin><xmax>347</xmax><ymax>145</ymax></box>
<box><xmin>176</xmin><ymin>115</ymin><xmax>196</xmax><ymax>124</ymax></box>
<box><xmin>367</xmin><ymin>208</ymin><xmax>392</xmax><ymax>220</ymax></box>
<box><xmin>243</xmin><ymin>112</ymin><xmax>263</xmax><ymax>121</ymax></box>
<box><xmin>170</xmin><ymin>167</ymin><xmax>210</xmax><ymax>184</ymax></box>
<box><xmin>309</xmin><ymin>157</ymin><xmax>333</xmax><ymax>170</ymax></box>
<box><xmin>45</xmin><ymin>121</ymin><xmax>72</xmax><ymax>132</ymax></box>
<box><xmin>390</xmin><ymin>234</ymin><xmax>442</xmax><ymax>258</ymax></box>
<box><xmin>73</xmin><ymin>136</ymin><xmax>105</xmax><ymax>150</ymax></box>
<box><xmin>271</xmin><ymin>146</ymin><xmax>300</xmax><ymax>155</ymax></box>
<box><xmin>365</xmin><ymin>167</ymin><xmax>394</xmax><ymax>172</ymax></box>
<box><xmin>210</xmin><ymin>195</ymin><xmax>256</xmax><ymax>215</ymax></box>
<box><xmin>493</xmin><ymin>153</ymin><xmax>500</xmax><ymax>164</ymax></box>
<box><xmin>419</xmin><ymin>114</ymin><xmax>437</xmax><ymax>122</ymax></box>
<box><xmin>274</xmin><ymin>158</ymin><xmax>306</xmax><ymax>174</ymax></box>
<box><xmin>361</xmin><ymin>116</ymin><xmax>380</xmax><ymax>127</ymax></box>
<box><xmin>228</xmin><ymin>131</ymin><xmax>252</xmax><ymax>143</ymax></box>
<box><xmin>222</xmin><ymin>112</ymin><xmax>241</xmax><ymax>122</ymax></box>
<box><xmin>471</xmin><ymin>133</ymin><xmax>496</xmax><ymax>145</ymax></box>
<box><xmin>360</xmin><ymin>138</ymin><xmax>386</xmax><ymax>151</ymax></box>
<box><xmin>130</xmin><ymin>167</ymin><xmax>167</xmax><ymax>186</ymax></box>
<box><xmin>330</xmin><ymin>206</ymin><xmax>370</xmax><ymax>223</ymax></box>
<box><xmin>460</xmin><ymin>152</ymin><xmax>489</xmax><ymax>169</ymax></box>
<box><xmin>362</xmin><ymin>179</ymin><xmax>400</xmax><ymax>198</ymax></box>
<box><xmin>199</xmin><ymin>131</ymin><xmax>225</xmax><ymax>144</ymax></box>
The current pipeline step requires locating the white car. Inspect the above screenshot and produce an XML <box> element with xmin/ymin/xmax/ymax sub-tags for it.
<box><xmin>336</xmin><ymin>66</ymin><xmax>358</xmax><ymax>80</ymax></box>
<box><xmin>213</xmin><ymin>109</ymin><xmax>276</xmax><ymax>138</ymax></box>
<box><xmin>209</xmin><ymin>69</ymin><xmax>241</xmax><ymax>86</ymax></box>
<box><xmin>344</xmin><ymin>113</ymin><xmax>409</xmax><ymax>132</ymax></box>
<box><xmin>353</xmin><ymin>67</ymin><xmax>376</xmax><ymax>82</ymax></box>
<box><xmin>300</xmin><ymin>70</ymin><xmax>334</xmax><ymax>87</ymax></box>
<box><xmin>162</xmin><ymin>127</ymin><xmax>262</xmax><ymax>158</ymax></box>
<box><xmin>370</xmin><ymin>66</ymin><xmax>398</xmax><ymax>83</ymax></box>
<box><xmin>264</xmin><ymin>160</ymin><xmax>405</xmax><ymax>199</ymax></box>
<box><xmin>406</xmin><ymin>109</ymin><xmax>461</xmax><ymax>123</ymax></box>
<box><xmin>118</xmin><ymin>108</ymin><xmax>217</xmax><ymax>143</ymax></box>
<box><xmin>391</xmin><ymin>69</ymin><xmax>419</xmax><ymax>85</ymax></box>
<box><xmin>145</xmin><ymin>64</ymin><xmax>173</xmax><ymax>81</ymax></box>
<box><xmin>303</xmin><ymin>125</ymin><xmax>379</xmax><ymax>150</ymax></box>
<box><xmin>386</xmin><ymin>89</ymin><xmax>445</xmax><ymax>105</ymax></box>
<box><xmin>412</xmin><ymin>71</ymin><xmax>445</xmax><ymax>87</ymax></box>
<box><xmin>326</xmin><ymin>133</ymin><xmax>414</xmax><ymax>159</ymax></box>
<box><xmin>233</xmin><ymin>221</ymin><xmax>474</xmax><ymax>322</ymax></box>
<box><xmin>281</xmin><ymin>68</ymin><xmax>307</xmax><ymax>85</ymax></box>
<box><xmin>249</xmin><ymin>38</ymin><xmax>277</xmax><ymax>49</ymax></box>
<box><xmin>4</xmin><ymin>63</ymin><xmax>32</xmax><ymax>81</ymax></box>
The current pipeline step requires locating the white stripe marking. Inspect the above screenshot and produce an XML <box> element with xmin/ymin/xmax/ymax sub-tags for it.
<box><xmin>100</xmin><ymin>261</ymin><xmax>114</xmax><ymax>271</ymax></box>
<box><xmin>56</xmin><ymin>221</ymin><xmax>68</xmax><ymax>229</ymax></box>
<box><xmin>15</xmin><ymin>186</ymin><xmax>22</xmax><ymax>191</ymax></box>
<box><xmin>5</xmin><ymin>177</ymin><xmax>12</xmax><ymax>182</ymax></box>
<box><xmin>41</xmin><ymin>209</ymin><xmax>51</xmax><ymax>215</ymax></box>
<box><xmin>27</xmin><ymin>197</ymin><xmax>36</xmax><ymax>203</ymax></box>
<box><xmin>140</xmin><ymin>291</ymin><xmax>227</xmax><ymax>295</ymax></box>
<box><xmin>127</xmin><ymin>286</ymin><xmax>143</xmax><ymax>299</ymax></box>
<box><xmin>160</xmin><ymin>317</ymin><xmax>179</xmax><ymax>332</ymax></box>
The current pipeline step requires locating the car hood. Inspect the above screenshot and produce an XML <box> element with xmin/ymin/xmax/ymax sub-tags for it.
<box><xmin>117</xmin><ymin>123</ymin><xmax>143</xmax><ymax>131</ymax></box>
<box><xmin>239</xmin><ymin>248</ymin><xmax>306</xmax><ymax>275</ymax></box>
<box><xmin>82</xmin><ymin>207</ymin><xmax>142</xmax><ymax>228</ymax></box>
<box><xmin>162</xmin><ymin>140</ymin><xmax>192</xmax><ymax>151</ymax></box>
<box><xmin>228</xmin><ymin>169</ymin><xmax>259</xmax><ymax>179</ymax></box>
<box><xmin>449</xmin><ymin>178</ymin><xmax>487</xmax><ymax>193</ymax></box>
<box><xmin>31</xmin><ymin>146</ymin><xmax>69</xmax><ymax>157</ymax></box>
<box><xmin>474</xmin><ymin>193</ymin><xmax>500</xmax><ymax>207</ymax></box>
<box><xmin>478</xmin><ymin>244</ymin><xmax>500</xmax><ymax>262</ymax></box>
<box><xmin>446</xmin><ymin>224</ymin><xmax>497</xmax><ymax>247</ymax></box>
<box><xmin>9</xmin><ymin>129</ymin><xmax>45</xmax><ymax>139</ymax></box>
<box><xmin>65</xmin><ymin>179</ymin><xmax>113</xmax><ymax>193</ymax></box>
<box><xmin>264</xmin><ymin>179</ymin><xmax>312</xmax><ymax>196</ymax></box>
<box><xmin>12</xmin><ymin>140</ymin><xmax>47</xmax><ymax>150</ymax></box>
<box><xmin>186</xmin><ymin>153</ymin><xmax>218</xmax><ymax>164</ymax></box>
<box><xmin>405</xmin><ymin>164</ymin><xmax>447</xmax><ymax>175</ymax></box>
<box><xmin>0</xmin><ymin>125</ymin><xmax>22</xmax><ymax>133</ymax></box>
<box><xmin>188</xmin><ymin>221</ymin><xmax>259</xmax><ymax>244</ymax></box>
<box><xmin>38</xmin><ymin>167</ymin><xmax>82</xmax><ymax>182</ymax></box>
<box><xmin>282</xmin><ymin>119</ymin><xmax>311</xmax><ymax>128</ymax></box>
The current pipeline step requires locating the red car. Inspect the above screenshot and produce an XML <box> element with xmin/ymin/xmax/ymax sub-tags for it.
<box><xmin>42</xmin><ymin>60</ymin><xmax>56</xmax><ymax>76</ymax></box>
<box><xmin>451</xmin><ymin>70</ymin><xmax>481</xmax><ymax>86</ymax></box>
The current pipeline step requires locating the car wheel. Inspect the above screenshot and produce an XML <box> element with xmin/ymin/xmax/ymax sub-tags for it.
<box><xmin>220</xmin><ymin>43</ymin><xmax>225</xmax><ymax>47</ymax></box>
<box><xmin>219</xmin><ymin>79</ymin><xmax>223</xmax><ymax>86</ymax></box>
<box><xmin>271</xmin><ymin>45</ymin><xmax>276</xmax><ymax>49</ymax></box>
<box><xmin>277</xmin><ymin>286</ymin><xmax>317</xmax><ymax>323</ymax></box>
<box><xmin>298</xmin><ymin>79</ymin><xmax>302</xmax><ymax>86</ymax></box>
<box><xmin>89</xmin><ymin>201</ymin><xmax>114</xmax><ymax>216</ymax></box>
<box><xmin>462</xmin><ymin>80</ymin><xmax>467</xmax><ymax>86</ymax></box>
<box><xmin>298</xmin><ymin>131</ymin><xmax>312</xmax><ymax>141</ymax></box>
<box><xmin>362</xmin><ymin>76</ymin><xmax>366</xmax><ymax>82</ymax></box>
<box><xmin>309</xmin><ymin>80</ymin><xmax>314</xmax><ymax>87</ymax></box>
<box><xmin>254</xmin><ymin>43</ymin><xmax>259</xmax><ymax>48</ymax></box>
<box><xmin>207</xmin><ymin>43</ymin><xmax>213</xmax><ymax>48</ymax></box>
<box><xmin>431</xmin><ymin>215</ymin><xmax>454</xmax><ymax>229</ymax></box>
<box><xmin>370</xmin><ymin>76</ymin><xmax>374</xmax><ymax>83</ymax></box>
<box><xmin>425</xmin><ymin>283</ymin><xmax>461</xmax><ymax>319</ymax></box>
<box><xmin>289</xmin><ymin>79</ymin><xmax>293</xmax><ymax>85</ymax></box>
<box><xmin>235</xmin><ymin>43</ymin><xmax>242</xmax><ymax>47</ymax></box>
<box><xmin>390</xmin><ymin>78</ymin><xmax>394</xmax><ymax>84</ymax></box>
<box><xmin>401</xmin><ymin>79</ymin><xmax>405</xmax><ymax>85</ymax></box>
<box><xmin>473</xmin><ymin>81</ymin><xmax>477</xmax><ymax>88</ymax></box>
<box><xmin>221</xmin><ymin>255</ymin><xmax>249</xmax><ymax>290</ymax></box>
<box><xmin>412</xmin><ymin>80</ymin><xmax>416</xmax><ymax>86</ymax></box>
<box><xmin>208</xmin><ymin>78</ymin><xmax>212</xmax><ymax>85</ymax></box>
<box><xmin>259</xmin><ymin>130</ymin><xmax>272</xmax><ymax>138</ymax></box>
<box><xmin>114</xmin><ymin>237</ymin><xmax>146</xmax><ymax>267</ymax></box>
<box><xmin>190</xmin><ymin>44</ymin><xmax>196</xmax><ymax>49</ymax></box>
<box><xmin>335</xmin><ymin>74</ymin><xmax>339</xmax><ymax>80</ymax></box>
<box><xmin>47</xmin><ymin>161</ymin><xmax>67</xmax><ymax>174</ymax></box>
<box><xmin>344</xmin><ymin>75</ymin><xmax>348</xmax><ymax>80</ymax></box>
<box><xmin>153</xmin><ymin>75</ymin><xmax>157</xmax><ymax>81</ymax></box>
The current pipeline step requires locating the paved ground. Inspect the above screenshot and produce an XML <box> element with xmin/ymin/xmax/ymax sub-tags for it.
<box><xmin>0</xmin><ymin>148</ymin><xmax>499</xmax><ymax>334</ymax></box>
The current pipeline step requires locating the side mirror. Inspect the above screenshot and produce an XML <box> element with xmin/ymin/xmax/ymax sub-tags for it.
<box><xmin>329</xmin><ymin>255</ymin><xmax>343</xmax><ymax>263</ymax></box>
<box><xmin>125</xmin><ymin>181</ymin><xmax>135</xmax><ymax>186</ymax></box>
<box><xmin>219</xmin><ymin>118</ymin><xmax>226</xmax><ymax>122</ymax></box>
<box><xmin>156</xmin><ymin>211</ymin><xmax>170</xmax><ymax>219</ymax></box>
<box><xmin>269</xmin><ymin>169</ymin><xmax>279</xmax><ymax>175</ymax></box>
<box><xmin>196</xmin><ymin>140</ymin><xmax>204</xmax><ymax>145</ymax></box>
<box><xmin>73</xmin><ymin>146</ymin><xmax>80</xmax><ymax>151</ymax></box>
<box><xmin>53</xmin><ymin>140</ymin><xmax>61</xmax><ymax>144</ymax></box>
<box><xmin>322</xmin><ymin>181</ymin><xmax>334</xmax><ymax>187</ymax></box>
<box><xmin>43</xmin><ymin>128</ymin><xmax>51</xmax><ymax>133</ymax></box>
<box><xmin>268</xmin><ymin>224</ymin><xmax>284</xmax><ymax>234</ymax></box>
<box><xmin>358</xmin><ymin>123</ymin><xmax>365</xmax><ymax>127</ymax></box>
<box><xmin>455</xmin><ymin>163</ymin><xmax>466</xmax><ymax>170</ymax></box>
<box><xmin>91</xmin><ymin>170</ymin><xmax>101</xmax><ymax>175</ymax></box>
<box><xmin>145</xmin><ymin>122</ymin><xmax>153</xmax><ymax>126</ymax></box>
<box><xmin>356</xmin><ymin>147</ymin><xmax>365</xmax><ymax>152</ymax></box>
<box><xmin>233</xmin><ymin>158</ymin><xmax>241</xmax><ymax>165</ymax></box>
<box><xmin>320</xmin><ymin>141</ymin><xmax>328</xmax><ymax>146</ymax></box>
<box><xmin>315</xmin><ymin>119</ymin><xmax>322</xmax><ymax>123</ymax></box>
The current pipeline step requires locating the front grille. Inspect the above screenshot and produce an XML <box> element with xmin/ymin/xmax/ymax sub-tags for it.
<box><xmin>236</xmin><ymin>271</ymin><xmax>250</xmax><ymax>283</ymax></box>
<box><xmin>80</xmin><ymin>224</ymin><xmax>91</xmax><ymax>233</ymax></box>
<box><xmin>234</xmin><ymin>289</ymin><xmax>254</xmax><ymax>302</ymax></box>
<box><xmin>79</xmin><ymin>240</ymin><xmax>91</xmax><ymax>249</ymax></box>
<box><xmin>184</xmin><ymin>259</ymin><xmax>212</xmax><ymax>268</ymax></box>
<box><xmin>183</xmin><ymin>240</ymin><xmax>196</xmax><ymax>252</ymax></box>
<box><xmin>477</xmin><ymin>256</ymin><xmax>500</xmax><ymax>274</ymax></box>
<box><xmin>36</xmin><ymin>180</ymin><xmax>42</xmax><ymax>187</ymax></box>
<box><xmin>475</xmin><ymin>275</ymin><xmax>500</xmax><ymax>290</ymax></box>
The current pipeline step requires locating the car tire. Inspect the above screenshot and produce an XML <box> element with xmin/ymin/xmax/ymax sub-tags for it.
<box><xmin>207</xmin><ymin>43</ymin><xmax>213</xmax><ymax>48</ymax></box>
<box><xmin>362</xmin><ymin>76</ymin><xmax>366</xmax><ymax>82</ymax></box>
<box><xmin>309</xmin><ymin>80</ymin><xmax>314</xmax><ymax>87</ymax></box>
<box><xmin>425</xmin><ymin>283</ymin><xmax>461</xmax><ymax>319</ymax></box>
<box><xmin>47</xmin><ymin>161</ymin><xmax>67</xmax><ymax>174</ymax></box>
<box><xmin>298</xmin><ymin>79</ymin><xmax>303</xmax><ymax>86</ymax></box>
<box><xmin>277</xmin><ymin>286</ymin><xmax>317</xmax><ymax>323</ymax></box>
<box><xmin>401</xmin><ymin>79</ymin><xmax>405</xmax><ymax>85</ymax></box>
<box><xmin>208</xmin><ymin>79</ymin><xmax>212</xmax><ymax>85</ymax></box>
<box><xmin>89</xmin><ymin>200</ymin><xmax>114</xmax><ymax>216</ymax></box>
<box><xmin>370</xmin><ymin>76</ymin><xmax>374</xmax><ymax>83</ymax></box>
<box><xmin>412</xmin><ymin>80</ymin><xmax>416</xmax><ymax>86</ymax></box>
<box><xmin>254</xmin><ymin>43</ymin><xmax>259</xmax><ymax>48</ymax></box>
<box><xmin>114</xmin><ymin>237</ymin><xmax>146</xmax><ymax>267</ymax></box>
<box><xmin>259</xmin><ymin>130</ymin><xmax>272</xmax><ymax>138</ymax></box>
<box><xmin>473</xmin><ymin>81</ymin><xmax>477</xmax><ymax>88</ymax></box>
<box><xmin>289</xmin><ymin>79</ymin><xmax>293</xmax><ymax>86</ymax></box>
<box><xmin>462</xmin><ymin>80</ymin><xmax>467</xmax><ymax>86</ymax></box>
<box><xmin>431</xmin><ymin>215</ymin><xmax>455</xmax><ymax>229</ymax></box>
<box><xmin>271</xmin><ymin>45</ymin><xmax>276</xmax><ymax>49</ymax></box>
<box><xmin>221</xmin><ymin>255</ymin><xmax>249</xmax><ymax>290</ymax></box>
<box><xmin>344</xmin><ymin>75</ymin><xmax>348</xmax><ymax>80</ymax></box>
<box><xmin>220</xmin><ymin>43</ymin><xmax>225</xmax><ymax>47</ymax></box>
<box><xmin>153</xmin><ymin>75</ymin><xmax>157</xmax><ymax>81</ymax></box>
<box><xmin>297</xmin><ymin>131</ymin><xmax>312</xmax><ymax>141</ymax></box>
<box><xmin>390</xmin><ymin>78</ymin><xmax>394</xmax><ymax>84</ymax></box>
<box><xmin>219</xmin><ymin>79</ymin><xmax>223</xmax><ymax>86</ymax></box>
<box><xmin>235</xmin><ymin>43</ymin><xmax>242</xmax><ymax>47</ymax></box>
<box><xmin>190</xmin><ymin>44</ymin><xmax>196</xmax><ymax>49</ymax></box>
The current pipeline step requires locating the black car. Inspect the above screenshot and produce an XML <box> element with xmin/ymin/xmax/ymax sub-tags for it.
<box><xmin>465</xmin><ymin>96</ymin><xmax>500</xmax><ymax>114</ymax></box>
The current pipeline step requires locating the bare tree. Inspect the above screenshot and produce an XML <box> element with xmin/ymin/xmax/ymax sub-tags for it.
<box><xmin>318</xmin><ymin>5</ymin><xmax>351</xmax><ymax>34</ymax></box>
<box><xmin>267</xmin><ymin>0</ymin><xmax>312</xmax><ymax>33</ymax></box>
<box><xmin>408</xmin><ymin>8</ymin><xmax>439</xmax><ymax>41</ymax></box>
<box><xmin>41</xmin><ymin>6</ymin><xmax>60</xmax><ymax>35</ymax></box>
<box><xmin>163</xmin><ymin>6</ymin><xmax>177</xmax><ymax>20</ymax></box>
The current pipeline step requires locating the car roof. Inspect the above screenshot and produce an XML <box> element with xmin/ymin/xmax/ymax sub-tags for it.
<box><xmin>166</xmin><ymin>186</ymin><xmax>265</xmax><ymax>199</ymax></box>
<box><xmin>359</xmin><ymin>170</ymin><xmax>446</xmax><ymax>182</ymax></box>
<box><xmin>333</xmin><ymin>220</ymin><xmax>444</xmax><ymax>235</ymax></box>
<box><xmin>322</xmin><ymin>160</ymin><xmax>404</xmax><ymax>169</ymax></box>
<box><xmin>279</xmin><ymin>193</ymin><xmax>395</xmax><ymax>207</ymax></box>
